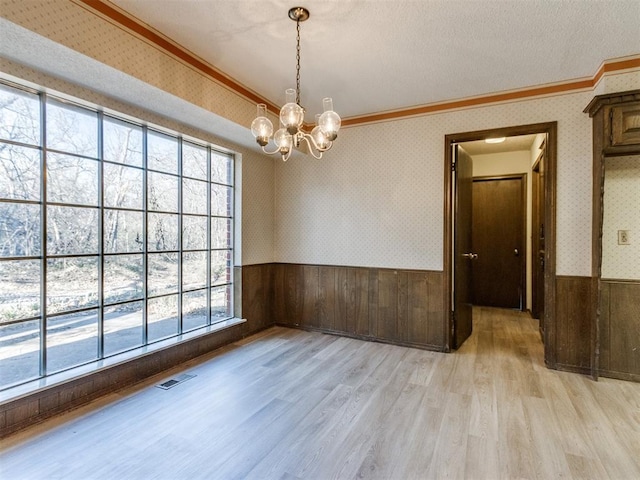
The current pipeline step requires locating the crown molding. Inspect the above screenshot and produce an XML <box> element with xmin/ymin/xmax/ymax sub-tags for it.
<box><xmin>74</xmin><ymin>1</ymin><xmax>639</xmax><ymax>128</ymax></box>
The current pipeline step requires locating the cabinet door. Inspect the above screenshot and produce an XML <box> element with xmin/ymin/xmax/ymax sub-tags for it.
<box><xmin>611</xmin><ymin>103</ymin><xmax>640</xmax><ymax>147</ymax></box>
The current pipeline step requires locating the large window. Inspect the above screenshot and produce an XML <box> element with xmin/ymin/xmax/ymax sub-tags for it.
<box><xmin>0</xmin><ymin>80</ymin><xmax>234</xmax><ymax>390</ymax></box>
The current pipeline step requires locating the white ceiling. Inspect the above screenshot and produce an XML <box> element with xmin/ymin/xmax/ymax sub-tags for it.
<box><xmin>107</xmin><ymin>0</ymin><xmax>640</xmax><ymax>122</ymax></box>
<box><xmin>461</xmin><ymin>134</ymin><xmax>538</xmax><ymax>156</ymax></box>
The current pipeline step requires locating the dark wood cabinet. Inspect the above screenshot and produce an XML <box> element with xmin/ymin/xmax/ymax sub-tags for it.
<box><xmin>611</xmin><ymin>103</ymin><xmax>640</xmax><ymax>147</ymax></box>
<box><xmin>586</xmin><ymin>90</ymin><xmax>640</xmax><ymax>154</ymax></box>
<box><xmin>585</xmin><ymin>89</ymin><xmax>640</xmax><ymax>382</ymax></box>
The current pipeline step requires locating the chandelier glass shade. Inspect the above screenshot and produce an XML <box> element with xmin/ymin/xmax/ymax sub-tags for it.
<box><xmin>251</xmin><ymin>7</ymin><xmax>341</xmax><ymax>161</ymax></box>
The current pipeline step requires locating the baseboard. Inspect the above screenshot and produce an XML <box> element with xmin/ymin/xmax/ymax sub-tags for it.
<box><xmin>275</xmin><ymin>323</ymin><xmax>447</xmax><ymax>353</ymax></box>
<box><xmin>555</xmin><ymin>363</ymin><xmax>592</xmax><ymax>377</ymax></box>
<box><xmin>597</xmin><ymin>370</ymin><xmax>640</xmax><ymax>383</ymax></box>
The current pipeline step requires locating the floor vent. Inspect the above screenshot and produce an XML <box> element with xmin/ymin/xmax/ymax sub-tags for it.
<box><xmin>156</xmin><ymin>373</ymin><xmax>196</xmax><ymax>390</ymax></box>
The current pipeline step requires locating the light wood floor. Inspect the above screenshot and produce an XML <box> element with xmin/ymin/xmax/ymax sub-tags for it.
<box><xmin>1</xmin><ymin>307</ymin><xmax>639</xmax><ymax>479</ymax></box>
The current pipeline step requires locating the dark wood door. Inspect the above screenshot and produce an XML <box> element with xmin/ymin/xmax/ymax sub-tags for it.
<box><xmin>471</xmin><ymin>175</ymin><xmax>525</xmax><ymax>309</ymax></box>
<box><xmin>532</xmin><ymin>149</ymin><xmax>546</xmax><ymax>325</ymax></box>
<box><xmin>453</xmin><ymin>146</ymin><xmax>473</xmax><ymax>348</ymax></box>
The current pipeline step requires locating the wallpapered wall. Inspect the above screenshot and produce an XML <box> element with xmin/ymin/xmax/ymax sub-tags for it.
<box><xmin>1</xmin><ymin>0</ymin><xmax>639</xmax><ymax>275</ymax></box>
<box><xmin>275</xmin><ymin>70</ymin><xmax>639</xmax><ymax>276</ymax></box>
<box><xmin>276</xmin><ymin>92</ymin><xmax>589</xmax><ymax>273</ymax></box>
<box><xmin>602</xmin><ymin>156</ymin><xmax>640</xmax><ymax>280</ymax></box>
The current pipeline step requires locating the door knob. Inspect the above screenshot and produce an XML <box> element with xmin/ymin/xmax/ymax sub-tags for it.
<box><xmin>514</xmin><ymin>248</ymin><xmax>519</xmax><ymax>256</ymax></box>
<box><xmin>462</xmin><ymin>253</ymin><xmax>478</xmax><ymax>259</ymax></box>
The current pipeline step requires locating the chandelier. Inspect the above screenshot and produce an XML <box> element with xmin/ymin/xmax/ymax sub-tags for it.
<box><xmin>251</xmin><ymin>6</ymin><xmax>341</xmax><ymax>161</ymax></box>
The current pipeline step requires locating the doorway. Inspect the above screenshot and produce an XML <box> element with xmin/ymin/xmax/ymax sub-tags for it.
<box><xmin>443</xmin><ymin>123</ymin><xmax>557</xmax><ymax>362</ymax></box>
<box><xmin>472</xmin><ymin>175</ymin><xmax>526</xmax><ymax>309</ymax></box>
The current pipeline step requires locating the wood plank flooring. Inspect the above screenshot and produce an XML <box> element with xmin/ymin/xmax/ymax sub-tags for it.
<box><xmin>1</xmin><ymin>307</ymin><xmax>639</xmax><ymax>479</ymax></box>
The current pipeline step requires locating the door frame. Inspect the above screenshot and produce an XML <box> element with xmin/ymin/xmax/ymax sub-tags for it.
<box><xmin>443</xmin><ymin>122</ymin><xmax>558</xmax><ymax>368</ymax></box>
<box><xmin>531</xmin><ymin>148</ymin><xmax>545</xmax><ymax>324</ymax></box>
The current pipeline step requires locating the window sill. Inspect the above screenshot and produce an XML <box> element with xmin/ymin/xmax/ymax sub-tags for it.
<box><xmin>0</xmin><ymin>317</ymin><xmax>246</xmax><ymax>405</ymax></box>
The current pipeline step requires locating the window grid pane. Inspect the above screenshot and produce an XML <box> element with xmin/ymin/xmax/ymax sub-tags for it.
<box><xmin>0</xmin><ymin>144</ymin><xmax>41</xmax><ymax>201</ymax></box>
<box><xmin>46</xmin><ymin>98</ymin><xmax>98</xmax><ymax>158</ymax></box>
<box><xmin>103</xmin><ymin>116</ymin><xmax>143</xmax><ymax>167</ymax></box>
<box><xmin>0</xmin><ymin>202</ymin><xmax>41</xmax><ymax>257</ymax></box>
<box><xmin>0</xmin><ymin>82</ymin><xmax>41</xmax><ymax>146</ymax></box>
<box><xmin>0</xmin><ymin>80</ymin><xmax>234</xmax><ymax>391</ymax></box>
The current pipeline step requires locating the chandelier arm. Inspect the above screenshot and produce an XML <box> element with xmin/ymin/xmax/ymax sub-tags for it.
<box><xmin>304</xmin><ymin>132</ymin><xmax>332</xmax><ymax>153</ymax></box>
<box><xmin>282</xmin><ymin>148</ymin><xmax>293</xmax><ymax>162</ymax></box>
<box><xmin>299</xmin><ymin>134</ymin><xmax>324</xmax><ymax>159</ymax></box>
<box><xmin>261</xmin><ymin>145</ymin><xmax>282</xmax><ymax>155</ymax></box>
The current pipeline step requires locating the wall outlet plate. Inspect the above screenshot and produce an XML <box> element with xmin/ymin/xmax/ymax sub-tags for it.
<box><xmin>617</xmin><ymin>230</ymin><xmax>630</xmax><ymax>245</ymax></box>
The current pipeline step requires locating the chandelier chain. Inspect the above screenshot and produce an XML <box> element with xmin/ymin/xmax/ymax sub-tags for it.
<box><xmin>295</xmin><ymin>19</ymin><xmax>301</xmax><ymax>106</ymax></box>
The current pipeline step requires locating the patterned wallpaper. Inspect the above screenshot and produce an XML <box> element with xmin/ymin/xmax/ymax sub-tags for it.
<box><xmin>239</xmin><ymin>150</ymin><xmax>275</xmax><ymax>265</ymax></box>
<box><xmin>601</xmin><ymin>156</ymin><xmax>640</xmax><ymax>280</ymax></box>
<box><xmin>275</xmin><ymin>70</ymin><xmax>639</xmax><ymax>275</ymax></box>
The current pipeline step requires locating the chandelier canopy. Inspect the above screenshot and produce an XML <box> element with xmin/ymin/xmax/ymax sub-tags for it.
<box><xmin>251</xmin><ymin>6</ymin><xmax>341</xmax><ymax>161</ymax></box>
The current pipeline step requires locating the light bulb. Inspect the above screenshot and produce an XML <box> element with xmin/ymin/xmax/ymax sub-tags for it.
<box><xmin>251</xmin><ymin>104</ymin><xmax>273</xmax><ymax>146</ymax></box>
<box><xmin>319</xmin><ymin>97</ymin><xmax>340</xmax><ymax>141</ymax></box>
<box><xmin>311</xmin><ymin>126</ymin><xmax>331</xmax><ymax>150</ymax></box>
<box><xmin>280</xmin><ymin>88</ymin><xmax>304</xmax><ymax>135</ymax></box>
<box><xmin>274</xmin><ymin>128</ymin><xmax>293</xmax><ymax>155</ymax></box>
<box><xmin>311</xmin><ymin>115</ymin><xmax>331</xmax><ymax>150</ymax></box>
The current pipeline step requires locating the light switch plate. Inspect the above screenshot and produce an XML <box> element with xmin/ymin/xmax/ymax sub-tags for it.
<box><xmin>618</xmin><ymin>230</ymin><xmax>630</xmax><ymax>245</ymax></box>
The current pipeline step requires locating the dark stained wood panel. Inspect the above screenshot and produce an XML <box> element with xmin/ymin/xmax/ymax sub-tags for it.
<box><xmin>273</xmin><ymin>263</ymin><xmax>303</xmax><ymax>327</ymax></box>
<box><xmin>301</xmin><ymin>265</ymin><xmax>320</xmax><ymax>328</ymax></box>
<box><xmin>407</xmin><ymin>272</ymin><xmax>430</xmax><ymax>345</ymax></box>
<box><xmin>611</xmin><ymin>102</ymin><xmax>640</xmax><ymax>147</ymax></box>
<box><xmin>367</xmin><ymin>268</ymin><xmax>379</xmax><ymax>338</ymax></box>
<box><xmin>599</xmin><ymin>281</ymin><xmax>612</xmax><ymax>375</ymax></box>
<box><xmin>317</xmin><ymin>266</ymin><xmax>337</xmax><ymax>331</ymax></box>
<box><xmin>397</xmin><ymin>271</ymin><xmax>409</xmax><ymax>344</ymax></box>
<box><xmin>404</xmin><ymin>271</ymin><xmax>446</xmax><ymax>348</ymax></box>
<box><xmin>427</xmin><ymin>272</ymin><xmax>445</xmax><ymax>347</ymax></box>
<box><xmin>272</xmin><ymin>263</ymin><xmax>446</xmax><ymax>351</ymax></box>
<box><xmin>352</xmin><ymin>268</ymin><xmax>370</xmax><ymax>336</ymax></box>
<box><xmin>377</xmin><ymin>270</ymin><xmax>399</xmax><ymax>341</ymax></box>
<box><xmin>273</xmin><ymin>263</ymin><xmax>287</xmax><ymax>325</ymax></box>
<box><xmin>334</xmin><ymin>267</ymin><xmax>350</xmax><ymax>333</ymax></box>
<box><xmin>555</xmin><ymin>276</ymin><xmax>592</xmax><ymax>373</ymax></box>
<box><xmin>240</xmin><ymin>264</ymin><xmax>274</xmax><ymax>333</ymax></box>
<box><xmin>599</xmin><ymin>280</ymin><xmax>640</xmax><ymax>381</ymax></box>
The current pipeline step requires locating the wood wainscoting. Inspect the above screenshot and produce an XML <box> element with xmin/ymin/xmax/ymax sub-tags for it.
<box><xmin>238</xmin><ymin>264</ymin><xmax>274</xmax><ymax>334</ymax></box>
<box><xmin>272</xmin><ymin>263</ymin><xmax>446</xmax><ymax>351</ymax></box>
<box><xmin>599</xmin><ymin>279</ymin><xmax>640</xmax><ymax>381</ymax></box>
<box><xmin>554</xmin><ymin>275</ymin><xmax>593</xmax><ymax>374</ymax></box>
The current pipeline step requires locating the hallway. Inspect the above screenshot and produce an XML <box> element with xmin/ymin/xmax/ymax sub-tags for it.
<box><xmin>1</xmin><ymin>307</ymin><xmax>639</xmax><ymax>479</ymax></box>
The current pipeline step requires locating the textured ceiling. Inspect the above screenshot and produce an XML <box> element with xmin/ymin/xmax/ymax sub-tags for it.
<box><xmin>107</xmin><ymin>0</ymin><xmax>640</xmax><ymax>122</ymax></box>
